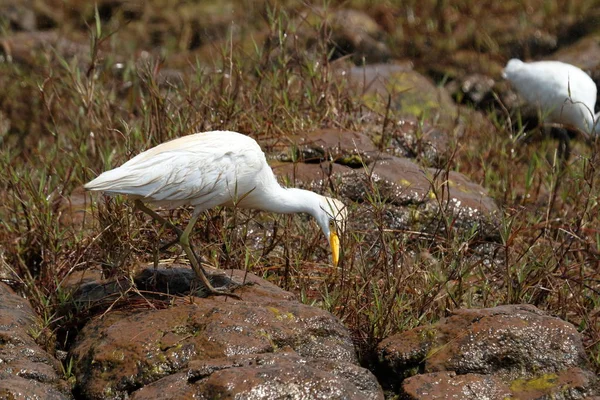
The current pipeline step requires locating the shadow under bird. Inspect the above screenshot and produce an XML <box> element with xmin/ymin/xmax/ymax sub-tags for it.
<box><xmin>84</xmin><ymin>130</ymin><xmax>347</xmax><ymax>297</ymax></box>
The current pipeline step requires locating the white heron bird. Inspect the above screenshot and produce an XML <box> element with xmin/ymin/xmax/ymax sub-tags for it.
<box><xmin>502</xmin><ymin>59</ymin><xmax>599</xmax><ymax>136</ymax></box>
<box><xmin>85</xmin><ymin>130</ymin><xmax>347</xmax><ymax>297</ymax></box>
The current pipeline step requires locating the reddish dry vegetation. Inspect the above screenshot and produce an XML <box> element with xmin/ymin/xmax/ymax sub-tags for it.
<box><xmin>0</xmin><ymin>0</ymin><xmax>598</xmax><ymax>379</ymax></box>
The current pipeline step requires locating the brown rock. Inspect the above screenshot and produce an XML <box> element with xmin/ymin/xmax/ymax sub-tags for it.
<box><xmin>344</xmin><ymin>63</ymin><xmax>458</xmax><ymax>124</ymax></box>
<box><xmin>328</xmin><ymin>9</ymin><xmax>391</xmax><ymax>64</ymax></box>
<box><xmin>509</xmin><ymin>368</ymin><xmax>598</xmax><ymax>400</ymax></box>
<box><xmin>501</xmin><ymin>26</ymin><xmax>559</xmax><ymax>60</ymax></box>
<box><xmin>445</xmin><ymin>73</ymin><xmax>497</xmax><ymax>106</ymax></box>
<box><xmin>377</xmin><ymin>305</ymin><xmax>599</xmax><ymax>399</ymax></box>
<box><xmin>402</xmin><ymin>371</ymin><xmax>511</xmax><ymax>400</ymax></box>
<box><xmin>131</xmin><ymin>1</ymin><xmax>238</xmax><ymax>50</ymax></box>
<box><xmin>272</xmin><ymin>153</ymin><xmax>498</xmax><ymax>239</ymax></box>
<box><xmin>70</xmin><ymin>271</ymin><xmax>358</xmax><ymax>399</ymax></box>
<box><xmin>271</xmin><ymin>161</ymin><xmax>353</xmax><ymax>189</ymax></box>
<box><xmin>429</xmin><ymin>50</ymin><xmax>505</xmax><ymax>82</ymax></box>
<box><xmin>279</xmin><ymin>129</ymin><xmax>380</xmax><ymax>166</ymax></box>
<box><xmin>137</xmin><ymin>267</ymin><xmax>296</xmax><ymax>304</ymax></box>
<box><xmin>0</xmin><ymin>283</ymin><xmax>72</xmax><ymax>398</ymax></box>
<box><xmin>262</xmin><ymin>8</ymin><xmax>390</xmax><ymax>67</ymax></box>
<box><xmin>402</xmin><ymin>368</ymin><xmax>599</xmax><ymax>400</ymax></box>
<box><xmin>0</xmin><ymin>30</ymin><xmax>91</xmax><ymax>67</ymax></box>
<box><xmin>131</xmin><ymin>351</ymin><xmax>383</xmax><ymax>400</ymax></box>
<box><xmin>386</xmin><ymin>116</ymin><xmax>450</xmax><ymax>167</ymax></box>
<box><xmin>338</xmin><ymin>156</ymin><xmax>499</xmax><ymax>237</ymax></box>
<box><xmin>68</xmin><ymin>267</ymin><xmax>295</xmax><ymax>311</ymax></box>
<box><xmin>0</xmin><ymin>1</ymin><xmax>38</xmax><ymax>31</ymax></box>
<box><xmin>343</xmin><ymin>156</ymin><xmax>432</xmax><ymax>204</ymax></box>
<box><xmin>550</xmin><ymin>33</ymin><xmax>600</xmax><ymax>84</ymax></box>
<box><xmin>0</xmin><ymin>374</ymin><xmax>71</xmax><ymax>400</ymax></box>
<box><xmin>426</xmin><ymin>305</ymin><xmax>587</xmax><ymax>376</ymax></box>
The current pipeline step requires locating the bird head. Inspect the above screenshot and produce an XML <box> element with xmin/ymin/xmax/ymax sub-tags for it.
<box><xmin>316</xmin><ymin>196</ymin><xmax>347</xmax><ymax>267</ymax></box>
<box><xmin>502</xmin><ymin>58</ymin><xmax>523</xmax><ymax>80</ymax></box>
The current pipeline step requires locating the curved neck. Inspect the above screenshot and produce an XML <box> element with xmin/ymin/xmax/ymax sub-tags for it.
<box><xmin>257</xmin><ymin>186</ymin><xmax>322</xmax><ymax>217</ymax></box>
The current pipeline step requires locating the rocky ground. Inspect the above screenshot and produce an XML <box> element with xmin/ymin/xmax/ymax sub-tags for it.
<box><xmin>1</xmin><ymin>1</ymin><xmax>599</xmax><ymax>399</ymax></box>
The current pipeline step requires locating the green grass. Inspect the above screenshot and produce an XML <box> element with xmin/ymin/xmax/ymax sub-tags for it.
<box><xmin>0</xmin><ymin>0</ymin><xmax>598</xmax><ymax>387</ymax></box>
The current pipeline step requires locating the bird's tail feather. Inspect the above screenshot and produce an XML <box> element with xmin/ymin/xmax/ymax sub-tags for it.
<box><xmin>84</xmin><ymin>168</ymin><xmax>155</xmax><ymax>195</ymax></box>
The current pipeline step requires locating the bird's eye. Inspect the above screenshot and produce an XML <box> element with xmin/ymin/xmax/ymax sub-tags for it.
<box><xmin>328</xmin><ymin>220</ymin><xmax>335</xmax><ymax>229</ymax></box>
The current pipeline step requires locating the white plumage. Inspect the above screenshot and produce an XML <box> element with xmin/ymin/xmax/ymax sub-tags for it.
<box><xmin>85</xmin><ymin>130</ymin><xmax>347</xmax><ymax>296</ymax></box>
<box><xmin>502</xmin><ymin>59</ymin><xmax>599</xmax><ymax>135</ymax></box>
<box><xmin>88</xmin><ymin>132</ymin><xmax>266</xmax><ymax>209</ymax></box>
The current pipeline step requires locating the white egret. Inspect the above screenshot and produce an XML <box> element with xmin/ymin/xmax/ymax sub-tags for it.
<box><xmin>85</xmin><ymin>130</ymin><xmax>347</xmax><ymax>297</ymax></box>
<box><xmin>502</xmin><ymin>59</ymin><xmax>599</xmax><ymax>136</ymax></box>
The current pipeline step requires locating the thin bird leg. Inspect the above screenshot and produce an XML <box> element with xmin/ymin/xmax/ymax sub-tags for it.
<box><xmin>546</xmin><ymin>127</ymin><xmax>570</xmax><ymax>216</ymax></box>
<box><xmin>134</xmin><ymin>199</ymin><xmax>194</xmax><ymax>273</ymax></box>
<box><xmin>555</xmin><ymin>128</ymin><xmax>571</xmax><ymax>168</ymax></box>
<box><xmin>135</xmin><ymin>200</ymin><xmax>209</xmax><ymax>276</ymax></box>
<box><xmin>135</xmin><ymin>200</ymin><xmax>237</xmax><ymax>297</ymax></box>
<box><xmin>180</xmin><ymin>211</ymin><xmax>239</xmax><ymax>298</ymax></box>
<box><xmin>134</xmin><ymin>200</ymin><xmax>183</xmax><ymax>236</ymax></box>
<box><xmin>133</xmin><ymin>200</ymin><xmax>205</xmax><ymax>263</ymax></box>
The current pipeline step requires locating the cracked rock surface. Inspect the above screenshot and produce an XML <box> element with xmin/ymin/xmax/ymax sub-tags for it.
<box><xmin>377</xmin><ymin>305</ymin><xmax>599</xmax><ymax>399</ymax></box>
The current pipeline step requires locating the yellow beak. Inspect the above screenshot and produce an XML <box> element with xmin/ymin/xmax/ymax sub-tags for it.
<box><xmin>330</xmin><ymin>231</ymin><xmax>340</xmax><ymax>266</ymax></box>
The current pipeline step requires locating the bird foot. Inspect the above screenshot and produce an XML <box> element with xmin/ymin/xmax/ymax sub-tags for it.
<box><xmin>202</xmin><ymin>277</ymin><xmax>257</xmax><ymax>300</ymax></box>
<box><xmin>197</xmin><ymin>274</ymin><xmax>245</xmax><ymax>300</ymax></box>
<box><xmin>204</xmin><ymin>287</ymin><xmax>242</xmax><ymax>300</ymax></box>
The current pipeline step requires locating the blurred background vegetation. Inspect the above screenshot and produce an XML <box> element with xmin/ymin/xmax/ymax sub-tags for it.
<box><xmin>0</xmin><ymin>0</ymin><xmax>599</xmax><ymax>371</ymax></box>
